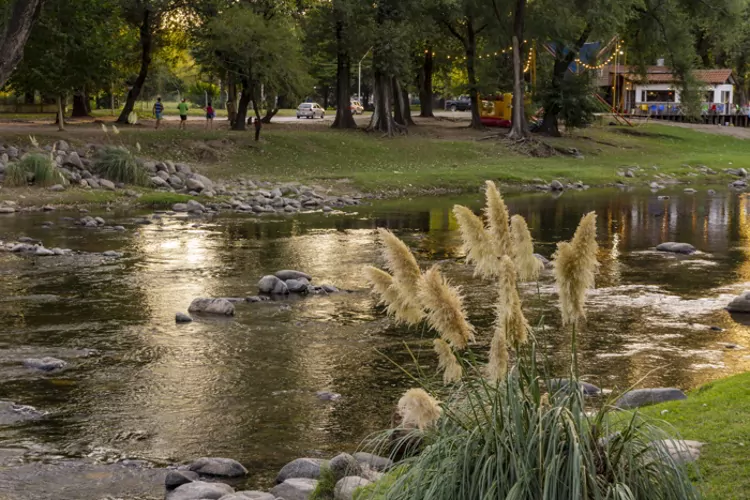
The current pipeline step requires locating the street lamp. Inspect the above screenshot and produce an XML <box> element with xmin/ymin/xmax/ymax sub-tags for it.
<box><xmin>358</xmin><ymin>47</ymin><xmax>373</xmax><ymax>101</ymax></box>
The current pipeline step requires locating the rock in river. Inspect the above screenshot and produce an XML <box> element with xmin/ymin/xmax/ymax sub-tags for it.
<box><xmin>286</xmin><ymin>278</ymin><xmax>310</xmax><ymax>293</ymax></box>
<box><xmin>275</xmin><ymin>270</ymin><xmax>313</xmax><ymax>281</ymax></box>
<box><xmin>0</xmin><ymin>400</ymin><xmax>46</xmax><ymax>425</ymax></box>
<box><xmin>166</xmin><ymin>480</ymin><xmax>234</xmax><ymax>500</ymax></box>
<box><xmin>175</xmin><ymin>312</ymin><xmax>193</xmax><ymax>323</ymax></box>
<box><xmin>270</xmin><ymin>478</ymin><xmax>318</xmax><ymax>500</ymax></box>
<box><xmin>165</xmin><ymin>470</ymin><xmax>199</xmax><ymax>490</ymax></box>
<box><xmin>655</xmin><ymin>242</ymin><xmax>697</xmax><ymax>254</ymax></box>
<box><xmin>726</xmin><ymin>291</ymin><xmax>750</xmax><ymax>313</ymax></box>
<box><xmin>276</xmin><ymin>458</ymin><xmax>324</xmax><ymax>483</ymax></box>
<box><xmin>188</xmin><ymin>298</ymin><xmax>235</xmax><ymax>316</ymax></box>
<box><xmin>188</xmin><ymin>457</ymin><xmax>248</xmax><ymax>478</ymax></box>
<box><xmin>352</xmin><ymin>452</ymin><xmax>392</xmax><ymax>472</ymax></box>
<box><xmin>23</xmin><ymin>356</ymin><xmax>67</xmax><ymax>372</ymax></box>
<box><xmin>547</xmin><ymin>378</ymin><xmax>601</xmax><ymax>396</ymax></box>
<box><xmin>615</xmin><ymin>388</ymin><xmax>687</xmax><ymax>409</ymax></box>
<box><xmin>329</xmin><ymin>453</ymin><xmax>362</xmax><ymax>481</ymax></box>
<box><xmin>258</xmin><ymin>275</ymin><xmax>282</xmax><ymax>294</ymax></box>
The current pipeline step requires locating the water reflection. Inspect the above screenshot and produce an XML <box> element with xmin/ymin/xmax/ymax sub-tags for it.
<box><xmin>1</xmin><ymin>187</ymin><xmax>750</xmax><ymax>491</ymax></box>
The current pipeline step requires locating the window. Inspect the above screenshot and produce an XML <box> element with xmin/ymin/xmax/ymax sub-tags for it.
<box><xmin>645</xmin><ymin>90</ymin><xmax>675</xmax><ymax>102</ymax></box>
<box><xmin>641</xmin><ymin>90</ymin><xmax>646</xmax><ymax>102</ymax></box>
<box><xmin>721</xmin><ymin>91</ymin><xmax>731</xmax><ymax>103</ymax></box>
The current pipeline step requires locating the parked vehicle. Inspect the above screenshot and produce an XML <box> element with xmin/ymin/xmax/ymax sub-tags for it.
<box><xmin>349</xmin><ymin>100</ymin><xmax>364</xmax><ymax>115</ymax></box>
<box><xmin>297</xmin><ymin>102</ymin><xmax>326</xmax><ymax>119</ymax></box>
<box><xmin>445</xmin><ymin>96</ymin><xmax>472</xmax><ymax>112</ymax></box>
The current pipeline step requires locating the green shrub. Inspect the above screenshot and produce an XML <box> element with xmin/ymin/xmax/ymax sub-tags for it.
<box><xmin>3</xmin><ymin>162</ymin><xmax>30</xmax><ymax>187</ymax></box>
<box><xmin>93</xmin><ymin>146</ymin><xmax>149</xmax><ymax>186</ymax></box>
<box><xmin>310</xmin><ymin>464</ymin><xmax>335</xmax><ymax>500</ymax></box>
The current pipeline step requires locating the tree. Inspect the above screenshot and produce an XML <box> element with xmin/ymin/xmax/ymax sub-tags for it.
<box><xmin>506</xmin><ymin>0</ymin><xmax>529</xmax><ymax>139</ymax></box>
<box><xmin>195</xmin><ymin>4</ymin><xmax>308</xmax><ymax>131</ymax></box>
<box><xmin>430</xmin><ymin>0</ymin><xmax>490</xmax><ymax>129</ymax></box>
<box><xmin>0</xmin><ymin>0</ymin><xmax>44</xmax><ymax>88</ymax></box>
<box><xmin>9</xmin><ymin>0</ymin><xmax>133</xmax><ymax>128</ymax></box>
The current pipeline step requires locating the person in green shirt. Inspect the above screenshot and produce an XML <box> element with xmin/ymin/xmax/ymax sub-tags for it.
<box><xmin>177</xmin><ymin>99</ymin><xmax>189</xmax><ymax>130</ymax></box>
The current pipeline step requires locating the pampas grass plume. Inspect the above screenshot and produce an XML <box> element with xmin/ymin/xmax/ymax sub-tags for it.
<box><xmin>510</xmin><ymin>215</ymin><xmax>543</xmax><ymax>282</ymax></box>
<box><xmin>497</xmin><ymin>255</ymin><xmax>530</xmax><ymax>347</ymax></box>
<box><xmin>484</xmin><ymin>181</ymin><xmax>511</xmax><ymax>257</ymax></box>
<box><xmin>101</xmin><ymin>124</ymin><xmax>108</xmax><ymax>134</ymax></box>
<box><xmin>553</xmin><ymin>212</ymin><xmax>599</xmax><ymax>326</ymax></box>
<box><xmin>418</xmin><ymin>265</ymin><xmax>475</xmax><ymax>349</ymax></box>
<box><xmin>453</xmin><ymin>205</ymin><xmax>500</xmax><ymax>278</ymax></box>
<box><xmin>434</xmin><ymin>338</ymin><xmax>462</xmax><ymax>384</ymax></box>
<box><xmin>398</xmin><ymin>388</ymin><xmax>442</xmax><ymax>431</ymax></box>
<box><xmin>377</xmin><ymin>229</ymin><xmax>424</xmax><ymax>325</ymax></box>
<box><xmin>487</xmin><ymin>328</ymin><xmax>509</xmax><ymax>382</ymax></box>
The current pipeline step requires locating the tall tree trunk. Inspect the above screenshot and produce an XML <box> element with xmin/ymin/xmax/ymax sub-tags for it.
<box><xmin>368</xmin><ymin>71</ymin><xmax>404</xmax><ymax>135</ymax></box>
<box><xmin>233</xmin><ymin>79</ymin><xmax>251</xmax><ymax>131</ymax></box>
<box><xmin>466</xmin><ymin>19</ymin><xmax>483</xmax><ymax>130</ymax></box>
<box><xmin>322</xmin><ymin>85</ymin><xmax>330</xmax><ymax>109</ymax></box>
<box><xmin>261</xmin><ymin>93</ymin><xmax>278</xmax><ymax>123</ymax></box>
<box><xmin>418</xmin><ymin>48</ymin><xmax>434</xmax><ymax>118</ymax></box>
<box><xmin>24</xmin><ymin>92</ymin><xmax>34</xmax><ymax>104</ymax></box>
<box><xmin>540</xmin><ymin>25</ymin><xmax>592</xmax><ymax>136</ymax></box>
<box><xmin>0</xmin><ymin>0</ymin><xmax>43</xmax><ymax>88</ymax></box>
<box><xmin>402</xmin><ymin>86</ymin><xmax>415</xmax><ymax>126</ymax></box>
<box><xmin>332</xmin><ymin>17</ymin><xmax>357</xmax><ymax>129</ymax></box>
<box><xmin>72</xmin><ymin>90</ymin><xmax>90</xmax><ymax>117</ymax></box>
<box><xmin>393</xmin><ymin>78</ymin><xmax>407</xmax><ymax>126</ymax></box>
<box><xmin>117</xmin><ymin>10</ymin><xmax>153</xmax><ymax>124</ymax></box>
<box><xmin>508</xmin><ymin>0</ymin><xmax>528</xmax><ymax>140</ymax></box>
<box><xmin>56</xmin><ymin>94</ymin><xmax>65</xmax><ymax>132</ymax></box>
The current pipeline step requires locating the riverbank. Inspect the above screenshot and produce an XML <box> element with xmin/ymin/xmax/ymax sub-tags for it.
<box><xmin>1</xmin><ymin>120</ymin><xmax>749</xmax><ymax>209</ymax></box>
<box><xmin>639</xmin><ymin>371</ymin><xmax>750</xmax><ymax>500</ymax></box>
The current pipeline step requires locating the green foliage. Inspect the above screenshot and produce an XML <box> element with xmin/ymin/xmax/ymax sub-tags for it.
<box><xmin>185</xmin><ymin>82</ymin><xmax>219</xmax><ymax>106</ymax></box>
<box><xmin>27</xmin><ymin>154</ymin><xmax>66</xmax><ymax>187</ymax></box>
<box><xmin>539</xmin><ymin>73</ymin><xmax>598</xmax><ymax>130</ymax></box>
<box><xmin>310</xmin><ymin>464</ymin><xmax>336</xmax><ymax>500</ymax></box>
<box><xmin>93</xmin><ymin>146</ymin><xmax>149</xmax><ymax>186</ymax></box>
<box><xmin>2</xmin><ymin>162</ymin><xmax>29</xmax><ymax>187</ymax></box>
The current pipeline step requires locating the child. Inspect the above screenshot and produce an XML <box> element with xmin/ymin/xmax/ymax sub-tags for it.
<box><xmin>205</xmin><ymin>101</ymin><xmax>215</xmax><ymax>130</ymax></box>
<box><xmin>152</xmin><ymin>97</ymin><xmax>164</xmax><ymax>129</ymax></box>
<box><xmin>177</xmin><ymin>99</ymin><xmax>189</xmax><ymax>130</ymax></box>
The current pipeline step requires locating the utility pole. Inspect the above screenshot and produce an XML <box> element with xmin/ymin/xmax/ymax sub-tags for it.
<box><xmin>358</xmin><ymin>47</ymin><xmax>372</xmax><ymax>101</ymax></box>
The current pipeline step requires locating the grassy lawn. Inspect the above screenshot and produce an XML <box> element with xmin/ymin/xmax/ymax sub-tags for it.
<box><xmin>2</xmin><ymin>121</ymin><xmax>749</xmax><ymax>195</ymax></box>
<box><xmin>638</xmin><ymin>372</ymin><xmax>750</xmax><ymax>499</ymax></box>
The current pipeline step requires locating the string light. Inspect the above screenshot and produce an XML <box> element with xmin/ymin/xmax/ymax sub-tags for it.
<box><xmin>424</xmin><ymin>40</ymin><xmax>529</xmax><ymax>62</ymax></box>
<box><xmin>574</xmin><ymin>42</ymin><xmax>623</xmax><ymax>70</ymax></box>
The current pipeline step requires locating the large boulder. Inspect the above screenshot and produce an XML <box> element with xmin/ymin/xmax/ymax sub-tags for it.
<box><xmin>166</xmin><ymin>481</ymin><xmax>234</xmax><ymax>500</ymax></box>
<box><xmin>329</xmin><ymin>453</ymin><xmax>362</xmax><ymax>482</ymax></box>
<box><xmin>275</xmin><ymin>270</ymin><xmax>313</xmax><ymax>281</ymax></box>
<box><xmin>192</xmin><ymin>173</ymin><xmax>214</xmax><ymax>190</ymax></box>
<box><xmin>186</xmin><ymin>200</ymin><xmax>205</xmax><ymax>213</ymax></box>
<box><xmin>726</xmin><ymin>291</ymin><xmax>750</xmax><ymax>313</ymax></box>
<box><xmin>23</xmin><ymin>357</ymin><xmax>67</xmax><ymax>372</ymax></box>
<box><xmin>270</xmin><ymin>478</ymin><xmax>318</xmax><ymax>500</ymax></box>
<box><xmin>615</xmin><ymin>388</ymin><xmax>687</xmax><ymax>409</ymax></box>
<box><xmin>152</xmin><ymin>176</ymin><xmax>170</xmax><ymax>188</ymax></box>
<box><xmin>165</xmin><ymin>470</ymin><xmax>200</xmax><ymax>490</ymax></box>
<box><xmin>655</xmin><ymin>242</ymin><xmax>697</xmax><ymax>255</ymax></box>
<box><xmin>352</xmin><ymin>453</ymin><xmax>392</xmax><ymax>472</ymax></box>
<box><xmin>286</xmin><ymin>278</ymin><xmax>310</xmax><ymax>293</ymax></box>
<box><xmin>276</xmin><ymin>458</ymin><xmax>324</xmax><ymax>483</ymax></box>
<box><xmin>99</xmin><ymin>179</ymin><xmax>116</xmax><ymax>191</ymax></box>
<box><xmin>188</xmin><ymin>298</ymin><xmax>235</xmax><ymax>316</ymax></box>
<box><xmin>334</xmin><ymin>477</ymin><xmax>371</xmax><ymax>500</ymax></box>
<box><xmin>186</xmin><ymin>178</ymin><xmax>206</xmax><ymax>192</ymax></box>
<box><xmin>549</xmin><ymin>180</ymin><xmax>564</xmax><ymax>191</ymax></box>
<box><xmin>258</xmin><ymin>275</ymin><xmax>282</xmax><ymax>294</ymax></box>
<box><xmin>173</xmin><ymin>203</ymin><xmax>189</xmax><ymax>213</ymax></box>
<box><xmin>64</xmin><ymin>151</ymin><xmax>83</xmax><ymax>169</ymax></box>
<box><xmin>188</xmin><ymin>457</ymin><xmax>248</xmax><ymax>478</ymax></box>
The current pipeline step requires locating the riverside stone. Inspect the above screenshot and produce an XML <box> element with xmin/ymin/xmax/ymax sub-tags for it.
<box><xmin>0</xmin><ymin>400</ymin><xmax>45</xmax><ymax>425</ymax></box>
<box><xmin>258</xmin><ymin>275</ymin><xmax>282</xmax><ymax>294</ymax></box>
<box><xmin>547</xmin><ymin>378</ymin><xmax>601</xmax><ymax>396</ymax></box>
<box><xmin>654</xmin><ymin>440</ymin><xmax>704</xmax><ymax>465</ymax></box>
<box><xmin>188</xmin><ymin>457</ymin><xmax>248</xmax><ymax>478</ymax></box>
<box><xmin>276</xmin><ymin>458</ymin><xmax>324</xmax><ymax>483</ymax></box>
<box><xmin>352</xmin><ymin>453</ymin><xmax>392</xmax><ymax>472</ymax></box>
<box><xmin>334</xmin><ymin>476</ymin><xmax>371</xmax><ymax>500</ymax></box>
<box><xmin>615</xmin><ymin>388</ymin><xmax>687</xmax><ymax>409</ymax></box>
<box><xmin>329</xmin><ymin>453</ymin><xmax>362</xmax><ymax>481</ymax></box>
<box><xmin>188</xmin><ymin>298</ymin><xmax>235</xmax><ymax>316</ymax></box>
<box><xmin>286</xmin><ymin>278</ymin><xmax>310</xmax><ymax>293</ymax></box>
<box><xmin>176</xmin><ymin>312</ymin><xmax>193</xmax><ymax>323</ymax></box>
<box><xmin>23</xmin><ymin>357</ymin><xmax>67</xmax><ymax>372</ymax></box>
<box><xmin>270</xmin><ymin>478</ymin><xmax>318</xmax><ymax>500</ymax></box>
<box><xmin>549</xmin><ymin>180</ymin><xmax>564</xmax><ymax>191</ymax></box>
<box><xmin>726</xmin><ymin>291</ymin><xmax>750</xmax><ymax>313</ymax></box>
<box><xmin>218</xmin><ymin>492</ymin><xmax>276</xmax><ymax>500</ymax></box>
<box><xmin>166</xmin><ymin>481</ymin><xmax>234</xmax><ymax>500</ymax></box>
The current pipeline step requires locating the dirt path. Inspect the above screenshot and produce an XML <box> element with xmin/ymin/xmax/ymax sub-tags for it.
<box><xmin>634</xmin><ymin>118</ymin><xmax>750</xmax><ymax>140</ymax></box>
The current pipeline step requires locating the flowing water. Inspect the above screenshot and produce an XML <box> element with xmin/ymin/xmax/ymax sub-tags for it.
<box><xmin>1</xmin><ymin>188</ymin><xmax>750</xmax><ymax>498</ymax></box>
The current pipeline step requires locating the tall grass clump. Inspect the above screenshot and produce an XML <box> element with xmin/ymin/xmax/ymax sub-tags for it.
<box><xmin>4</xmin><ymin>153</ymin><xmax>66</xmax><ymax>187</ymax></box>
<box><xmin>3</xmin><ymin>162</ymin><xmax>30</xmax><ymax>187</ymax></box>
<box><xmin>361</xmin><ymin>182</ymin><xmax>700</xmax><ymax>500</ymax></box>
<box><xmin>93</xmin><ymin>146</ymin><xmax>150</xmax><ymax>186</ymax></box>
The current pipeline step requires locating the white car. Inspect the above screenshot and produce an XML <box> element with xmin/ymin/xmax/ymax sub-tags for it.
<box><xmin>349</xmin><ymin>101</ymin><xmax>364</xmax><ymax>115</ymax></box>
<box><xmin>297</xmin><ymin>103</ymin><xmax>325</xmax><ymax>119</ymax></box>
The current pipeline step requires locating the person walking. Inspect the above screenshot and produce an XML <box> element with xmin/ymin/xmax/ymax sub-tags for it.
<box><xmin>177</xmin><ymin>99</ymin><xmax>189</xmax><ymax>130</ymax></box>
<box><xmin>152</xmin><ymin>97</ymin><xmax>164</xmax><ymax>129</ymax></box>
<box><xmin>204</xmin><ymin>101</ymin><xmax>215</xmax><ymax>130</ymax></box>
<box><xmin>226</xmin><ymin>99</ymin><xmax>237</xmax><ymax>128</ymax></box>
<box><xmin>254</xmin><ymin>116</ymin><xmax>262</xmax><ymax>142</ymax></box>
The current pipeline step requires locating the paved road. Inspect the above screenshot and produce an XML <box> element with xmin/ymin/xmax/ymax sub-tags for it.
<box><xmin>159</xmin><ymin>110</ymin><xmax>472</xmax><ymax>124</ymax></box>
